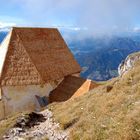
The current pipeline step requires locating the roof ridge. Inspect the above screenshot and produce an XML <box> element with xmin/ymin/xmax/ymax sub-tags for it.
<box><xmin>12</xmin><ymin>27</ymin><xmax>58</xmax><ymax>30</ymax></box>
<box><xmin>14</xmin><ymin>29</ymin><xmax>46</xmax><ymax>84</ymax></box>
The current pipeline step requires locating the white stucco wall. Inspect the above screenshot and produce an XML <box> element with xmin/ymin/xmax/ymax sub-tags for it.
<box><xmin>1</xmin><ymin>81</ymin><xmax>62</xmax><ymax>118</ymax></box>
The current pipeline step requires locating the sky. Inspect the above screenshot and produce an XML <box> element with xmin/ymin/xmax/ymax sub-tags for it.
<box><xmin>1</xmin><ymin>0</ymin><xmax>140</xmax><ymax>37</ymax></box>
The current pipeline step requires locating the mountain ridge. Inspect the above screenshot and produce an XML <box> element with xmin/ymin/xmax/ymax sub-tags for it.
<box><xmin>70</xmin><ymin>36</ymin><xmax>140</xmax><ymax>81</ymax></box>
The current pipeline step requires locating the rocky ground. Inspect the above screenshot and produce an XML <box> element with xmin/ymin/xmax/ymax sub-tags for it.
<box><xmin>3</xmin><ymin>109</ymin><xmax>68</xmax><ymax>140</ymax></box>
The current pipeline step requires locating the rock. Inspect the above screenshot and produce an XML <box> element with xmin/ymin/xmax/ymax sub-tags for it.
<box><xmin>106</xmin><ymin>85</ymin><xmax>113</xmax><ymax>92</ymax></box>
<box><xmin>3</xmin><ymin>109</ymin><xmax>68</xmax><ymax>140</ymax></box>
<box><xmin>118</xmin><ymin>51</ymin><xmax>140</xmax><ymax>76</ymax></box>
<box><xmin>14</xmin><ymin>112</ymin><xmax>46</xmax><ymax>129</ymax></box>
<box><xmin>16</xmin><ymin>138</ymin><xmax>25</xmax><ymax>140</ymax></box>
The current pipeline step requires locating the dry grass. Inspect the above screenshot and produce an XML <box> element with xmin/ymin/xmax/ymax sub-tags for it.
<box><xmin>49</xmin><ymin>61</ymin><xmax>140</xmax><ymax>140</ymax></box>
<box><xmin>0</xmin><ymin>111</ymin><xmax>30</xmax><ymax>139</ymax></box>
<box><xmin>0</xmin><ymin>113</ymin><xmax>21</xmax><ymax>139</ymax></box>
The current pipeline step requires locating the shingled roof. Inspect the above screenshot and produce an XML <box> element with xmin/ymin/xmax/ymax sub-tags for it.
<box><xmin>0</xmin><ymin>27</ymin><xmax>81</xmax><ymax>86</ymax></box>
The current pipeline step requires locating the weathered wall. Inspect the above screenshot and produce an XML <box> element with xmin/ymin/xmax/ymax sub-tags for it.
<box><xmin>1</xmin><ymin>79</ymin><xmax>63</xmax><ymax>118</ymax></box>
<box><xmin>0</xmin><ymin>101</ymin><xmax>4</xmax><ymax>120</ymax></box>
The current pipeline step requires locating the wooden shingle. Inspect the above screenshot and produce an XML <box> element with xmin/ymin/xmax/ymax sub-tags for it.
<box><xmin>0</xmin><ymin>27</ymin><xmax>81</xmax><ymax>85</ymax></box>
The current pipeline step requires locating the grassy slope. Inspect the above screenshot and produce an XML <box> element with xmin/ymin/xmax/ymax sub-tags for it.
<box><xmin>49</xmin><ymin>61</ymin><xmax>140</xmax><ymax>140</ymax></box>
<box><xmin>0</xmin><ymin>111</ymin><xmax>30</xmax><ymax>139</ymax></box>
<box><xmin>0</xmin><ymin>113</ymin><xmax>21</xmax><ymax>139</ymax></box>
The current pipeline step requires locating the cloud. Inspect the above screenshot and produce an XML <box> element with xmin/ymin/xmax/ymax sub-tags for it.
<box><xmin>133</xmin><ymin>27</ymin><xmax>140</xmax><ymax>32</ymax></box>
<box><xmin>0</xmin><ymin>21</ymin><xmax>16</xmax><ymax>31</ymax></box>
<box><xmin>2</xmin><ymin>0</ymin><xmax>140</xmax><ymax>36</ymax></box>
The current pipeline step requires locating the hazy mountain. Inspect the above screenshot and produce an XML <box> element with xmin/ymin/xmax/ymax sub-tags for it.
<box><xmin>68</xmin><ymin>36</ymin><xmax>140</xmax><ymax>81</ymax></box>
<box><xmin>0</xmin><ymin>31</ymin><xmax>7</xmax><ymax>43</ymax></box>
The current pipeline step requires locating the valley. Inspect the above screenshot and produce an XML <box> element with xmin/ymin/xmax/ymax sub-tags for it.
<box><xmin>68</xmin><ymin>35</ymin><xmax>140</xmax><ymax>81</ymax></box>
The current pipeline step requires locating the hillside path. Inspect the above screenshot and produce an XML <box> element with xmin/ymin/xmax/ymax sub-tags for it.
<box><xmin>4</xmin><ymin>109</ymin><xmax>69</xmax><ymax>140</ymax></box>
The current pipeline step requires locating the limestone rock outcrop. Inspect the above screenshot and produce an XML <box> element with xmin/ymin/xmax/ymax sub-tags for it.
<box><xmin>118</xmin><ymin>51</ymin><xmax>140</xmax><ymax>76</ymax></box>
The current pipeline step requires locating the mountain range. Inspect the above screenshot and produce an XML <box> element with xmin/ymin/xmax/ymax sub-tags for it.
<box><xmin>68</xmin><ymin>35</ymin><xmax>140</xmax><ymax>81</ymax></box>
<box><xmin>0</xmin><ymin>31</ymin><xmax>7</xmax><ymax>43</ymax></box>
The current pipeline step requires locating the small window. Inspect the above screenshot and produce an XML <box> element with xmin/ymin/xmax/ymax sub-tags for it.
<box><xmin>35</xmin><ymin>95</ymin><xmax>48</xmax><ymax>107</ymax></box>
